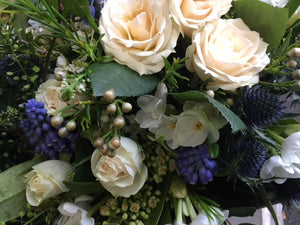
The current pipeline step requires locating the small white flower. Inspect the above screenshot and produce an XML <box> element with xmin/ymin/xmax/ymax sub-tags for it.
<box><xmin>258</xmin><ymin>0</ymin><xmax>289</xmax><ymax>7</ymax></box>
<box><xmin>154</xmin><ymin>115</ymin><xmax>178</xmax><ymax>149</ymax></box>
<box><xmin>260</xmin><ymin>132</ymin><xmax>300</xmax><ymax>184</ymax></box>
<box><xmin>135</xmin><ymin>83</ymin><xmax>168</xmax><ymax>129</ymax></box>
<box><xmin>91</xmin><ymin>137</ymin><xmax>148</xmax><ymax>197</ymax></box>
<box><xmin>55</xmin><ymin>195</ymin><xmax>94</xmax><ymax>225</ymax></box>
<box><xmin>25</xmin><ymin>160</ymin><xmax>73</xmax><ymax>206</ymax></box>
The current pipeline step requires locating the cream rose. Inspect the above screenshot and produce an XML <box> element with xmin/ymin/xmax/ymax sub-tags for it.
<box><xmin>35</xmin><ymin>79</ymin><xmax>85</xmax><ymax>116</ymax></box>
<box><xmin>91</xmin><ymin>137</ymin><xmax>148</xmax><ymax>197</ymax></box>
<box><xmin>99</xmin><ymin>0</ymin><xmax>180</xmax><ymax>75</ymax></box>
<box><xmin>186</xmin><ymin>18</ymin><xmax>270</xmax><ymax>91</ymax></box>
<box><xmin>170</xmin><ymin>0</ymin><xmax>232</xmax><ymax>37</ymax></box>
<box><xmin>25</xmin><ymin>160</ymin><xmax>73</xmax><ymax>206</ymax></box>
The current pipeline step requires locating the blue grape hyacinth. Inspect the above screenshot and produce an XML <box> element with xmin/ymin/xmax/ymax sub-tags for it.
<box><xmin>240</xmin><ymin>87</ymin><xmax>286</xmax><ymax>129</ymax></box>
<box><xmin>176</xmin><ymin>144</ymin><xmax>218</xmax><ymax>185</ymax></box>
<box><xmin>20</xmin><ymin>99</ymin><xmax>77</xmax><ymax>159</ymax></box>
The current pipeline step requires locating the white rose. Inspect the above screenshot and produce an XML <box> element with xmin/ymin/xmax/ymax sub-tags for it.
<box><xmin>170</xmin><ymin>0</ymin><xmax>232</xmax><ymax>37</ymax></box>
<box><xmin>55</xmin><ymin>195</ymin><xmax>95</xmax><ymax>225</ymax></box>
<box><xmin>91</xmin><ymin>137</ymin><xmax>148</xmax><ymax>197</ymax></box>
<box><xmin>25</xmin><ymin>160</ymin><xmax>73</xmax><ymax>206</ymax></box>
<box><xmin>99</xmin><ymin>0</ymin><xmax>180</xmax><ymax>75</ymax></box>
<box><xmin>186</xmin><ymin>18</ymin><xmax>270</xmax><ymax>91</ymax></box>
<box><xmin>35</xmin><ymin>79</ymin><xmax>85</xmax><ymax>116</ymax></box>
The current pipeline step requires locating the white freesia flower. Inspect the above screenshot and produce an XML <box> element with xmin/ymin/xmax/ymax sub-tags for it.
<box><xmin>154</xmin><ymin>115</ymin><xmax>178</xmax><ymax>148</ymax></box>
<box><xmin>55</xmin><ymin>195</ymin><xmax>94</xmax><ymax>225</ymax></box>
<box><xmin>25</xmin><ymin>160</ymin><xmax>73</xmax><ymax>206</ymax></box>
<box><xmin>170</xmin><ymin>0</ymin><xmax>232</xmax><ymax>37</ymax></box>
<box><xmin>186</xmin><ymin>18</ymin><xmax>270</xmax><ymax>91</ymax></box>
<box><xmin>135</xmin><ymin>82</ymin><xmax>168</xmax><ymax>130</ymax></box>
<box><xmin>99</xmin><ymin>0</ymin><xmax>180</xmax><ymax>75</ymax></box>
<box><xmin>190</xmin><ymin>208</ymin><xmax>229</xmax><ymax>225</ymax></box>
<box><xmin>259</xmin><ymin>0</ymin><xmax>289</xmax><ymax>7</ymax></box>
<box><xmin>260</xmin><ymin>132</ymin><xmax>300</xmax><ymax>184</ymax></box>
<box><xmin>91</xmin><ymin>137</ymin><xmax>148</xmax><ymax>197</ymax></box>
<box><xmin>171</xmin><ymin>101</ymin><xmax>226</xmax><ymax>149</ymax></box>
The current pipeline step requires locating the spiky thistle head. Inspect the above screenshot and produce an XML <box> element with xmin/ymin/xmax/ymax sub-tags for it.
<box><xmin>223</xmin><ymin>135</ymin><xmax>268</xmax><ymax>178</ymax></box>
<box><xmin>240</xmin><ymin>87</ymin><xmax>286</xmax><ymax>129</ymax></box>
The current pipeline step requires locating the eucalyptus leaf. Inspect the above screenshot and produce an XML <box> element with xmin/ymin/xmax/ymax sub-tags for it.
<box><xmin>0</xmin><ymin>159</ymin><xmax>43</xmax><ymax>221</ymax></box>
<box><xmin>63</xmin><ymin>181</ymin><xmax>105</xmax><ymax>194</ymax></box>
<box><xmin>233</xmin><ymin>0</ymin><xmax>289</xmax><ymax>51</ymax></box>
<box><xmin>87</xmin><ymin>62</ymin><xmax>160</xmax><ymax>97</ymax></box>
<box><xmin>170</xmin><ymin>91</ymin><xmax>247</xmax><ymax>133</ymax></box>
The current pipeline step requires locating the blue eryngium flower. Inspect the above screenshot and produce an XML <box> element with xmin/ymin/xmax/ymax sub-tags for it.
<box><xmin>240</xmin><ymin>87</ymin><xmax>286</xmax><ymax>128</ymax></box>
<box><xmin>226</xmin><ymin>136</ymin><xmax>268</xmax><ymax>178</ymax></box>
<box><xmin>176</xmin><ymin>144</ymin><xmax>217</xmax><ymax>185</ymax></box>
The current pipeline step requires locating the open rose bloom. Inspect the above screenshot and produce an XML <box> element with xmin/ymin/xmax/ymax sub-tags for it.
<box><xmin>170</xmin><ymin>0</ymin><xmax>232</xmax><ymax>37</ymax></box>
<box><xmin>99</xmin><ymin>0</ymin><xmax>180</xmax><ymax>75</ymax></box>
<box><xmin>186</xmin><ymin>18</ymin><xmax>270</xmax><ymax>91</ymax></box>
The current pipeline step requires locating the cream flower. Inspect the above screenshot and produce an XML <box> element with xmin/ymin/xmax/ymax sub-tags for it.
<box><xmin>135</xmin><ymin>82</ymin><xmax>168</xmax><ymax>130</ymax></box>
<box><xmin>186</xmin><ymin>18</ymin><xmax>270</xmax><ymax>91</ymax></box>
<box><xmin>170</xmin><ymin>0</ymin><xmax>232</xmax><ymax>37</ymax></box>
<box><xmin>260</xmin><ymin>132</ymin><xmax>300</xmax><ymax>184</ymax></box>
<box><xmin>99</xmin><ymin>0</ymin><xmax>180</xmax><ymax>75</ymax></box>
<box><xmin>25</xmin><ymin>160</ymin><xmax>73</xmax><ymax>206</ymax></box>
<box><xmin>190</xmin><ymin>207</ymin><xmax>229</xmax><ymax>225</ymax></box>
<box><xmin>55</xmin><ymin>195</ymin><xmax>94</xmax><ymax>225</ymax></box>
<box><xmin>91</xmin><ymin>137</ymin><xmax>148</xmax><ymax>197</ymax></box>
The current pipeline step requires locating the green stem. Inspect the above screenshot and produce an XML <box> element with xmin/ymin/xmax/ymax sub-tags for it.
<box><xmin>88</xmin><ymin>195</ymin><xmax>110</xmax><ymax>217</ymax></box>
<box><xmin>266</xmin><ymin>129</ymin><xmax>285</xmax><ymax>145</ymax></box>
<box><xmin>184</xmin><ymin>195</ymin><xmax>197</xmax><ymax>220</ymax></box>
<box><xmin>23</xmin><ymin>209</ymin><xmax>48</xmax><ymax>225</ymax></box>
<box><xmin>176</xmin><ymin>198</ymin><xmax>183</xmax><ymax>224</ymax></box>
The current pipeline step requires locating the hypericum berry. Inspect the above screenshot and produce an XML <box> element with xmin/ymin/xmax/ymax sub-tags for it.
<box><xmin>113</xmin><ymin>115</ymin><xmax>125</xmax><ymax>129</ymax></box>
<box><xmin>205</xmin><ymin>90</ymin><xmax>215</xmax><ymax>98</ymax></box>
<box><xmin>288</xmin><ymin>47</ymin><xmax>300</xmax><ymax>59</ymax></box>
<box><xmin>100</xmin><ymin>114</ymin><xmax>110</xmax><ymax>123</ymax></box>
<box><xmin>176</xmin><ymin>144</ymin><xmax>217</xmax><ymax>185</ymax></box>
<box><xmin>106</xmin><ymin>103</ymin><xmax>117</xmax><ymax>114</ymax></box>
<box><xmin>110</xmin><ymin>137</ymin><xmax>121</xmax><ymax>149</ymax></box>
<box><xmin>106</xmin><ymin>149</ymin><xmax>117</xmax><ymax>158</ymax></box>
<box><xmin>103</xmin><ymin>88</ymin><xmax>116</xmax><ymax>102</ymax></box>
<box><xmin>66</xmin><ymin>120</ymin><xmax>76</xmax><ymax>131</ymax></box>
<box><xmin>100</xmin><ymin>144</ymin><xmax>108</xmax><ymax>155</ymax></box>
<box><xmin>58</xmin><ymin>127</ymin><xmax>68</xmax><ymax>138</ymax></box>
<box><xmin>94</xmin><ymin>137</ymin><xmax>104</xmax><ymax>148</ymax></box>
<box><xmin>292</xmin><ymin>70</ymin><xmax>300</xmax><ymax>80</ymax></box>
<box><xmin>54</xmin><ymin>70</ymin><xmax>66</xmax><ymax>81</ymax></box>
<box><xmin>122</xmin><ymin>102</ymin><xmax>132</xmax><ymax>113</ymax></box>
<box><xmin>287</xmin><ymin>60</ymin><xmax>298</xmax><ymax>69</ymax></box>
<box><xmin>51</xmin><ymin>115</ymin><xmax>64</xmax><ymax>127</ymax></box>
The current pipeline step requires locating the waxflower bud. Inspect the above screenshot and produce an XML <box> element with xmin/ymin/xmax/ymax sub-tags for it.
<box><xmin>287</xmin><ymin>60</ymin><xmax>298</xmax><ymax>69</ymax></box>
<box><xmin>288</xmin><ymin>47</ymin><xmax>300</xmax><ymax>59</ymax></box>
<box><xmin>205</xmin><ymin>90</ymin><xmax>215</xmax><ymax>98</ymax></box>
<box><xmin>100</xmin><ymin>114</ymin><xmax>110</xmax><ymax>123</ymax></box>
<box><xmin>292</xmin><ymin>70</ymin><xmax>300</xmax><ymax>80</ymax></box>
<box><xmin>110</xmin><ymin>137</ymin><xmax>121</xmax><ymax>149</ymax></box>
<box><xmin>113</xmin><ymin>115</ymin><xmax>125</xmax><ymax>129</ymax></box>
<box><xmin>58</xmin><ymin>127</ymin><xmax>69</xmax><ymax>138</ymax></box>
<box><xmin>94</xmin><ymin>138</ymin><xmax>104</xmax><ymax>149</ymax></box>
<box><xmin>104</xmin><ymin>88</ymin><xmax>116</xmax><ymax>102</ymax></box>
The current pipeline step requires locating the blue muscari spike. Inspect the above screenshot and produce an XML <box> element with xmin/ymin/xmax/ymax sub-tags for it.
<box><xmin>240</xmin><ymin>87</ymin><xmax>286</xmax><ymax>129</ymax></box>
<box><xmin>20</xmin><ymin>99</ymin><xmax>77</xmax><ymax>159</ymax></box>
<box><xmin>175</xmin><ymin>144</ymin><xmax>218</xmax><ymax>185</ymax></box>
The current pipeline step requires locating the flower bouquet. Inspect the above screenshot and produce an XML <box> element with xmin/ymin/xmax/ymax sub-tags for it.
<box><xmin>0</xmin><ymin>0</ymin><xmax>300</xmax><ymax>224</ymax></box>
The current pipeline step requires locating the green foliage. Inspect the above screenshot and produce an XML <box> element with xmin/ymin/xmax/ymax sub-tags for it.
<box><xmin>233</xmin><ymin>0</ymin><xmax>289</xmax><ymax>51</ymax></box>
<box><xmin>171</xmin><ymin>91</ymin><xmax>247</xmax><ymax>133</ymax></box>
<box><xmin>285</xmin><ymin>0</ymin><xmax>300</xmax><ymax>17</ymax></box>
<box><xmin>63</xmin><ymin>181</ymin><xmax>105</xmax><ymax>194</ymax></box>
<box><xmin>144</xmin><ymin>176</ymin><xmax>170</xmax><ymax>225</ymax></box>
<box><xmin>0</xmin><ymin>159</ymin><xmax>43</xmax><ymax>221</ymax></box>
<box><xmin>87</xmin><ymin>62</ymin><xmax>160</xmax><ymax>97</ymax></box>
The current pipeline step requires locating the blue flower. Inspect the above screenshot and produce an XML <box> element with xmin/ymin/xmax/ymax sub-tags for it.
<box><xmin>176</xmin><ymin>145</ymin><xmax>218</xmax><ymax>185</ymax></box>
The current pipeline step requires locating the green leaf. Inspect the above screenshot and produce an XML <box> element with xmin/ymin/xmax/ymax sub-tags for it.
<box><xmin>208</xmin><ymin>142</ymin><xmax>219</xmax><ymax>158</ymax></box>
<box><xmin>170</xmin><ymin>91</ymin><xmax>247</xmax><ymax>133</ymax></box>
<box><xmin>157</xmin><ymin>204</ymin><xmax>172</xmax><ymax>225</ymax></box>
<box><xmin>144</xmin><ymin>175</ymin><xmax>170</xmax><ymax>225</ymax></box>
<box><xmin>285</xmin><ymin>0</ymin><xmax>300</xmax><ymax>17</ymax></box>
<box><xmin>63</xmin><ymin>181</ymin><xmax>106</xmax><ymax>194</ymax></box>
<box><xmin>87</xmin><ymin>62</ymin><xmax>160</xmax><ymax>97</ymax></box>
<box><xmin>0</xmin><ymin>159</ymin><xmax>43</xmax><ymax>221</ymax></box>
<box><xmin>233</xmin><ymin>0</ymin><xmax>289</xmax><ymax>51</ymax></box>
<box><xmin>228</xmin><ymin>207</ymin><xmax>257</xmax><ymax>217</ymax></box>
